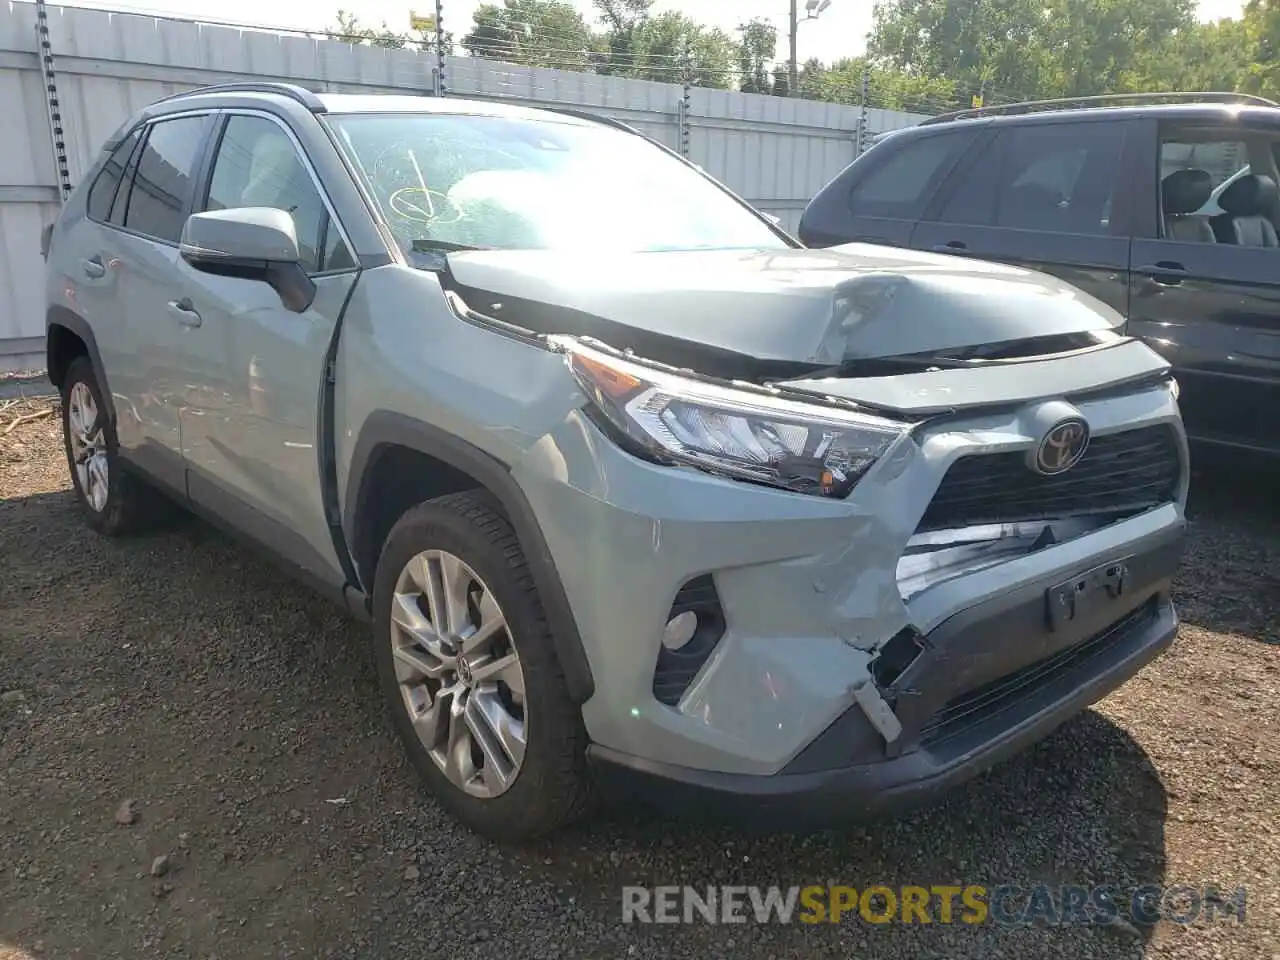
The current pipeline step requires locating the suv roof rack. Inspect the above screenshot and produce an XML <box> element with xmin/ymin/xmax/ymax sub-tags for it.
<box><xmin>153</xmin><ymin>82</ymin><xmax>327</xmax><ymax>113</ymax></box>
<box><xmin>919</xmin><ymin>91</ymin><xmax>1280</xmax><ymax>125</ymax></box>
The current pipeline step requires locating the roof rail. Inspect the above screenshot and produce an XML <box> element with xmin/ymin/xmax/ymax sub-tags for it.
<box><xmin>152</xmin><ymin>82</ymin><xmax>326</xmax><ymax>113</ymax></box>
<box><xmin>919</xmin><ymin>91</ymin><xmax>1280</xmax><ymax>125</ymax></box>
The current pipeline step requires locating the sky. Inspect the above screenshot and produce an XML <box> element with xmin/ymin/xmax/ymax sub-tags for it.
<box><xmin>60</xmin><ymin>0</ymin><xmax>1249</xmax><ymax>65</ymax></box>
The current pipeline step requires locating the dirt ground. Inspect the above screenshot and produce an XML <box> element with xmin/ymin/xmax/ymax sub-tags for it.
<box><xmin>1</xmin><ymin>396</ymin><xmax>1277</xmax><ymax>960</ymax></box>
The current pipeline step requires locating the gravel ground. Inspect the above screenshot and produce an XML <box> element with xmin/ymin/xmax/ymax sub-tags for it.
<box><xmin>1</xmin><ymin>397</ymin><xmax>1277</xmax><ymax>960</ymax></box>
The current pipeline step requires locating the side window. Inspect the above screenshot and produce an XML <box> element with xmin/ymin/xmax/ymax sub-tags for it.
<box><xmin>87</xmin><ymin>127</ymin><xmax>142</xmax><ymax>225</ymax></box>
<box><xmin>1159</xmin><ymin>133</ymin><xmax>1264</xmax><ymax>243</ymax></box>
<box><xmin>123</xmin><ymin>115</ymin><xmax>210</xmax><ymax>244</ymax></box>
<box><xmin>203</xmin><ymin>115</ymin><xmax>351</xmax><ymax>274</ymax></box>
<box><xmin>848</xmin><ymin>130</ymin><xmax>974</xmax><ymax>219</ymax></box>
<box><xmin>932</xmin><ymin>136</ymin><xmax>1002</xmax><ymax>226</ymax></box>
<box><xmin>321</xmin><ymin>218</ymin><xmax>356</xmax><ymax>272</ymax></box>
<box><xmin>992</xmin><ymin>123</ymin><xmax>1124</xmax><ymax>235</ymax></box>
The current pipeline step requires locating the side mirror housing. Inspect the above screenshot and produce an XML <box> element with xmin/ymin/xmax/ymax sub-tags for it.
<box><xmin>180</xmin><ymin>208</ymin><xmax>316</xmax><ymax>313</ymax></box>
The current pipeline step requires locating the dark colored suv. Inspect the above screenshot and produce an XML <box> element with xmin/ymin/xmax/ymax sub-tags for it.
<box><xmin>799</xmin><ymin>93</ymin><xmax>1280</xmax><ymax>457</ymax></box>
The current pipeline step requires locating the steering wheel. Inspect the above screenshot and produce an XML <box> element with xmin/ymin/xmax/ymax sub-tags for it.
<box><xmin>387</xmin><ymin>187</ymin><xmax>463</xmax><ymax>226</ymax></box>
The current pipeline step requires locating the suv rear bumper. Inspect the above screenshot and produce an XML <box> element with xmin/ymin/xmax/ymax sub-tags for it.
<box><xmin>587</xmin><ymin>544</ymin><xmax>1179</xmax><ymax>828</ymax></box>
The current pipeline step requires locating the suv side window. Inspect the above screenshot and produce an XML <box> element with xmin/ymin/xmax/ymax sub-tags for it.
<box><xmin>87</xmin><ymin>127</ymin><xmax>142</xmax><ymax>225</ymax></box>
<box><xmin>996</xmin><ymin>123</ymin><xmax>1123</xmax><ymax>234</ymax></box>
<box><xmin>123</xmin><ymin>115</ymin><xmax>211</xmax><ymax>244</ymax></box>
<box><xmin>933</xmin><ymin>122</ymin><xmax>1124</xmax><ymax>234</ymax></box>
<box><xmin>203</xmin><ymin>115</ymin><xmax>351</xmax><ymax>274</ymax></box>
<box><xmin>1157</xmin><ymin>130</ymin><xmax>1278</xmax><ymax>244</ymax></box>
<box><xmin>848</xmin><ymin>130</ymin><xmax>973</xmax><ymax>219</ymax></box>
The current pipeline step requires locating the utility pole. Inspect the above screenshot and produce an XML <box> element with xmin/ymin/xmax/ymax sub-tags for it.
<box><xmin>788</xmin><ymin>0</ymin><xmax>799</xmax><ymax>98</ymax></box>
<box><xmin>789</xmin><ymin>0</ymin><xmax>832</xmax><ymax>98</ymax></box>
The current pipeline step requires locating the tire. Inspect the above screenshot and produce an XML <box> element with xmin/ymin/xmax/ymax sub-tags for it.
<box><xmin>372</xmin><ymin>490</ymin><xmax>592</xmax><ymax>842</ymax></box>
<box><xmin>60</xmin><ymin>356</ymin><xmax>170</xmax><ymax>536</ymax></box>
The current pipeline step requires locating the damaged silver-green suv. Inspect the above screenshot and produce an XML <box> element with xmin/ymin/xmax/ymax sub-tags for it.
<box><xmin>44</xmin><ymin>83</ymin><xmax>1187</xmax><ymax>840</ymax></box>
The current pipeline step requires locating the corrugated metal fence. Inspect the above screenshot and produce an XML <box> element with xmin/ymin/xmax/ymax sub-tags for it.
<box><xmin>0</xmin><ymin>0</ymin><xmax>925</xmax><ymax>370</ymax></box>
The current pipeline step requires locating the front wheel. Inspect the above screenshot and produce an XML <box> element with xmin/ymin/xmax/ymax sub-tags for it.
<box><xmin>372</xmin><ymin>490</ymin><xmax>592</xmax><ymax>841</ymax></box>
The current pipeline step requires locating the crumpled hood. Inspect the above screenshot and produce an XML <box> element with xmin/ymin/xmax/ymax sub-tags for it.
<box><xmin>443</xmin><ymin>243</ymin><xmax>1124</xmax><ymax>367</ymax></box>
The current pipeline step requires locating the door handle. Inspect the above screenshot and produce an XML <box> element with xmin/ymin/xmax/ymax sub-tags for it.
<box><xmin>931</xmin><ymin>241</ymin><xmax>968</xmax><ymax>253</ymax></box>
<box><xmin>81</xmin><ymin>257</ymin><xmax>106</xmax><ymax>279</ymax></box>
<box><xmin>167</xmin><ymin>298</ymin><xmax>202</xmax><ymax>327</ymax></box>
<box><xmin>1137</xmin><ymin>261</ymin><xmax>1187</xmax><ymax>285</ymax></box>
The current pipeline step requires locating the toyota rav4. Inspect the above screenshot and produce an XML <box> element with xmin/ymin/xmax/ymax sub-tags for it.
<box><xmin>43</xmin><ymin>83</ymin><xmax>1188</xmax><ymax>841</ymax></box>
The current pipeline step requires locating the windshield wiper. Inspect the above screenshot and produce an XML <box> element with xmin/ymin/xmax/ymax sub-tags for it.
<box><xmin>411</xmin><ymin>239</ymin><xmax>490</xmax><ymax>253</ymax></box>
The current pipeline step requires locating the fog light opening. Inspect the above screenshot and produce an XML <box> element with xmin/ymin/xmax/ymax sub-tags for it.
<box><xmin>661</xmin><ymin>610</ymin><xmax>699</xmax><ymax>650</ymax></box>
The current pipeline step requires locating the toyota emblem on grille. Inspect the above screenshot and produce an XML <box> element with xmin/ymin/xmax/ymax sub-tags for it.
<box><xmin>1034</xmin><ymin>418</ymin><xmax>1090</xmax><ymax>475</ymax></box>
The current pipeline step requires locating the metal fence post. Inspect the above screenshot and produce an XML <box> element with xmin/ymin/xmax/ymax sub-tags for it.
<box><xmin>434</xmin><ymin>0</ymin><xmax>446</xmax><ymax>96</ymax></box>
<box><xmin>34</xmin><ymin>0</ymin><xmax>72</xmax><ymax>203</ymax></box>
<box><xmin>679</xmin><ymin>39</ymin><xmax>692</xmax><ymax>159</ymax></box>
<box><xmin>855</xmin><ymin>66</ymin><xmax>869</xmax><ymax>157</ymax></box>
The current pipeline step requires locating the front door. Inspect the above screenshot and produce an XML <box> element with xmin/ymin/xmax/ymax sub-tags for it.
<box><xmin>174</xmin><ymin>112</ymin><xmax>360</xmax><ymax>588</ymax></box>
<box><xmin>1127</xmin><ymin>120</ymin><xmax>1280</xmax><ymax>453</ymax></box>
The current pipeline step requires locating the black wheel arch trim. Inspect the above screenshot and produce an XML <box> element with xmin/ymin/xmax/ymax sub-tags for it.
<box><xmin>344</xmin><ymin>410</ymin><xmax>595</xmax><ymax>704</ymax></box>
<box><xmin>46</xmin><ymin>305</ymin><xmax>115</xmax><ymax>425</ymax></box>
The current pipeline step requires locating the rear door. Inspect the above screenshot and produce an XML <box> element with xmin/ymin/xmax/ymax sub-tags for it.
<box><xmin>1127</xmin><ymin>117</ymin><xmax>1280</xmax><ymax>454</ymax></box>
<box><xmin>99</xmin><ymin>112</ymin><xmax>215</xmax><ymax>489</ymax></box>
<box><xmin>799</xmin><ymin>127</ymin><xmax>979</xmax><ymax>248</ymax></box>
<box><xmin>909</xmin><ymin>118</ymin><xmax>1134</xmax><ymax>315</ymax></box>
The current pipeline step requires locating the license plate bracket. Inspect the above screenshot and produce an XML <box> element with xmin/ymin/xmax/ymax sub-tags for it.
<box><xmin>1046</xmin><ymin>558</ymin><xmax>1130</xmax><ymax>632</ymax></box>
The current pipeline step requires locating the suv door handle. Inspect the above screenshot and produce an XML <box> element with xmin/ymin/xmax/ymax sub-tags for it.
<box><xmin>81</xmin><ymin>257</ymin><xmax>106</xmax><ymax>279</ymax></box>
<box><xmin>167</xmin><ymin>298</ymin><xmax>202</xmax><ymax>327</ymax></box>
<box><xmin>1137</xmin><ymin>261</ymin><xmax>1187</xmax><ymax>285</ymax></box>
<box><xmin>931</xmin><ymin>241</ymin><xmax>968</xmax><ymax>253</ymax></box>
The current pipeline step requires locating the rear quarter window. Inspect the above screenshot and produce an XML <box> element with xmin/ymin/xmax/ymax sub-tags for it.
<box><xmin>847</xmin><ymin>129</ymin><xmax>975</xmax><ymax>219</ymax></box>
<box><xmin>86</xmin><ymin>127</ymin><xmax>142</xmax><ymax>225</ymax></box>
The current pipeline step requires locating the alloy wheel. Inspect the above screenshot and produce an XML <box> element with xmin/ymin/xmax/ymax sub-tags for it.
<box><xmin>390</xmin><ymin>549</ymin><xmax>527</xmax><ymax>798</ymax></box>
<box><xmin>67</xmin><ymin>381</ymin><xmax>108</xmax><ymax>513</ymax></box>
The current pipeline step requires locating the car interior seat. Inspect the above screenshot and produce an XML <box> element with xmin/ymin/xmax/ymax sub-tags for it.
<box><xmin>1212</xmin><ymin>173</ymin><xmax>1280</xmax><ymax>247</ymax></box>
<box><xmin>1160</xmin><ymin>169</ymin><xmax>1215</xmax><ymax>243</ymax></box>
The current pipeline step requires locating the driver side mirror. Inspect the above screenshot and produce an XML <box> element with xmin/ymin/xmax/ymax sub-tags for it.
<box><xmin>180</xmin><ymin>208</ymin><xmax>316</xmax><ymax>313</ymax></box>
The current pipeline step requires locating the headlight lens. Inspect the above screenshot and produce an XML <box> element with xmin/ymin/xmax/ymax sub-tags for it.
<box><xmin>559</xmin><ymin>340</ymin><xmax>908</xmax><ymax>498</ymax></box>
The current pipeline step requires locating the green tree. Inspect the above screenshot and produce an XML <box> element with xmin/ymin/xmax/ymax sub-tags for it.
<box><xmin>331</xmin><ymin>9</ymin><xmax>409</xmax><ymax>48</ymax></box>
<box><xmin>592</xmin><ymin>0</ymin><xmax>654</xmax><ymax>75</ymax></box>
<box><xmin>630</xmin><ymin>11</ymin><xmax>735</xmax><ymax>87</ymax></box>
<box><xmin>1241</xmin><ymin>0</ymin><xmax>1280</xmax><ymax>99</ymax></box>
<box><xmin>330</xmin><ymin>9</ymin><xmax>451</xmax><ymax>55</ymax></box>
<box><xmin>867</xmin><ymin>0</ymin><xmax>1196</xmax><ymax>105</ymax></box>
<box><xmin>462</xmin><ymin>0</ymin><xmax>596</xmax><ymax>70</ymax></box>
<box><xmin>737</xmin><ymin>18</ymin><xmax>777</xmax><ymax>94</ymax></box>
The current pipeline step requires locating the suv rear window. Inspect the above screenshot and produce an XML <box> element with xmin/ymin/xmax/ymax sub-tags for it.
<box><xmin>847</xmin><ymin>130</ymin><xmax>973</xmax><ymax>219</ymax></box>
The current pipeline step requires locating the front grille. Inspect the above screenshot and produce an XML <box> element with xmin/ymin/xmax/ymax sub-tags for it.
<box><xmin>918</xmin><ymin>600</ymin><xmax>1157</xmax><ymax>747</ymax></box>
<box><xmin>916</xmin><ymin>425</ymin><xmax>1180</xmax><ymax>534</ymax></box>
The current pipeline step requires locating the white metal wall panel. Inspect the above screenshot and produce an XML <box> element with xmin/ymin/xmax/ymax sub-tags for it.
<box><xmin>0</xmin><ymin>1</ymin><xmax>924</xmax><ymax>367</ymax></box>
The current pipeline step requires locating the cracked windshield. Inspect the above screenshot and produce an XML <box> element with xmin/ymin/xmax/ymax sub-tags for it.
<box><xmin>327</xmin><ymin>113</ymin><xmax>789</xmax><ymax>257</ymax></box>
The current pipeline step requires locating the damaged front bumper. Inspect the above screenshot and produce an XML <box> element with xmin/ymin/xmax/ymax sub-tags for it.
<box><xmin>587</xmin><ymin>544</ymin><xmax>1179</xmax><ymax>825</ymax></box>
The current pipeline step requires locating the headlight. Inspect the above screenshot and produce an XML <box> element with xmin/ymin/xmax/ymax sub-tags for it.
<box><xmin>558</xmin><ymin>340</ymin><xmax>908</xmax><ymax>498</ymax></box>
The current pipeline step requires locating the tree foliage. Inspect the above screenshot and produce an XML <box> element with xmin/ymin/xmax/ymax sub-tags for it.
<box><xmin>329</xmin><ymin>9</ymin><xmax>450</xmax><ymax>54</ymax></box>
<box><xmin>461</xmin><ymin>1</ymin><xmax>596</xmax><ymax>71</ymax></box>
<box><xmin>339</xmin><ymin>0</ymin><xmax>1280</xmax><ymax>110</ymax></box>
